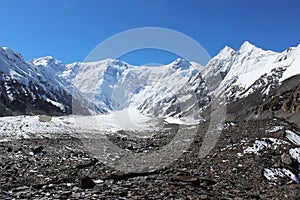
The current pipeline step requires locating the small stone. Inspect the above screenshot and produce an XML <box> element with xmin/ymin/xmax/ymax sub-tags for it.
<box><xmin>16</xmin><ymin>191</ymin><xmax>32</xmax><ymax>198</ymax></box>
<box><xmin>281</xmin><ymin>153</ymin><xmax>293</xmax><ymax>165</ymax></box>
<box><xmin>200</xmin><ymin>194</ymin><xmax>208</xmax><ymax>199</ymax></box>
<box><xmin>32</xmin><ymin>146</ymin><xmax>45</xmax><ymax>155</ymax></box>
<box><xmin>127</xmin><ymin>144</ymin><xmax>134</xmax><ymax>151</ymax></box>
<box><xmin>13</xmin><ymin>186</ymin><xmax>30</xmax><ymax>192</ymax></box>
<box><xmin>79</xmin><ymin>176</ymin><xmax>95</xmax><ymax>189</ymax></box>
<box><xmin>72</xmin><ymin>186</ymin><xmax>80</xmax><ymax>191</ymax></box>
<box><xmin>93</xmin><ymin>179</ymin><xmax>104</xmax><ymax>184</ymax></box>
<box><xmin>172</xmin><ymin>173</ymin><xmax>199</xmax><ymax>183</ymax></box>
<box><xmin>7</xmin><ymin>147</ymin><xmax>13</xmax><ymax>152</ymax></box>
<box><xmin>66</xmin><ymin>183</ymin><xmax>73</xmax><ymax>187</ymax></box>
<box><xmin>72</xmin><ymin>192</ymin><xmax>81</xmax><ymax>199</ymax></box>
<box><xmin>52</xmin><ymin>194</ymin><xmax>62</xmax><ymax>199</ymax></box>
<box><xmin>234</xmin><ymin>197</ymin><xmax>244</xmax><ymax>200</ymax></box>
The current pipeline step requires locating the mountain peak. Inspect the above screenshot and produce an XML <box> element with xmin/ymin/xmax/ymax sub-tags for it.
<box><xmin>216</xmin><ymin>45</ymin><xmax>235</xmax><ymax>57</ymax></box>
<box><xmin>32</xmin><ymin>56</ymin><xmax>65</xmax><ymax>74</ymax></box>
<box><xmin>238</xmin><ymin>41</ymin><xmax>258</xmax><ymax>53</ymax></box>
<box><xmin>170</xmin><ymin>58</ymin><xmax>191</xmax><ymax>70</ymax></box>
<box><xmin>32</xmin><ymin>56</ymin><xmax>63</xmax><ymax>66</ymax></box>
<box><xmin>0</xmin><ymin>46</ymin><xmax>24</xmax><ymax>61</ymax></box>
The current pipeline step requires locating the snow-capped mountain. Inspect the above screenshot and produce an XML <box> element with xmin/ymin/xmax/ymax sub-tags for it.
<box><xmin>0</xmin><ymin>47</ymin><xmax>102</xmax><ymax>116</ymax></box>
<box><xmin>0</xmin><ymin>47</ymin><xmax>73</xmax><ymax>116</ymax></box>
<box><xmin>62</xmin><ymin>58</ymin><xmax>203</xmax><ymax>117</ymax></box>
<box><xmin>210</xmin><ymin>41</ymin><xmax>300</xmax><ymax>101</ymax></box>
<box><xmin>0</xmin><ymin>41</ymin><xmax>299</xmax><ymax>118</ymax></box>
<box><xmin>31</xmin><ymin>56</ymin><xmax>107</xmax><ymax>115</ymax></box>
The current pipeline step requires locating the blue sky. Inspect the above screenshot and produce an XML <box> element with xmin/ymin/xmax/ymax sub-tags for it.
<box><xmin>0</xmin><ymin>0</ymin><xmax>299</xmax><ymax>65</ymax></box>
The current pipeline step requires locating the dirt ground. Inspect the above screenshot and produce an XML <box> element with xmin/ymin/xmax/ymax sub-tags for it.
<box><xmin>0</xmin><ymin>118</ymin><xmax>299</xmax><ymax>199</ymax></box>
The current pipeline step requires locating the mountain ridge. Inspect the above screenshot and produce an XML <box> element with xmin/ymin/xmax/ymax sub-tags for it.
<box><xmin>0</xmin><ymin>41</ymin><xmax>299</xmax><ymax>119</ymax></box>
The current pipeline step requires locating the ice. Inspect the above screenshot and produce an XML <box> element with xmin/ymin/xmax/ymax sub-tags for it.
<box><xmin>264</xmin><ymin>168</ymin><xmax>299</xmax><ymax>183</ymax></box>
<box><xmin>208</xmin><ymin>42</ymin><xmax>300</xmax><ymax>100</ymax></box>
<box><xmin>265</xmin><ymin>126</ymin><xmax>284</xmax><ymax>133</ymax></box>
<box><xmin>65</xmin><ymin>57</ymin><xmax>202</xmax><ymax>116</ymax></box>
<box><xmin>289</xmin><ymin>147</ymin><xmax>300</xmax><ymax>163</ymax></box>
<box><xmin>285</xmin><ymin>130</ymin><xmax>300</xmax><ymax>146</ymax></box>
<box><xmin>243</xmin><ymin>138</ymin><xmax>288</xmax><ymax>154</ymax></box>
<box><xmin>0</xmin><ymin>112</ymin><xmax>155</xmax><ymax>141</ymax></box>
<box><xmin>264</xmin><ymin>168</ymin><xmax>285</xmax><ymax>181</ymax></box>
<box><xmin>164</xmin><ymin>117</ymin><xmax>199</xmax><ymax>125</ymax></box>
<box><xmin>280</xmin><ymin>44</ymin><xmax>300</xmax><ymax>81</ymax></box>
<box><xmin>46</xmin><ymin>98</ymin><xmax>65</xmax><ymax>111</ymax></box>
<box><xmin>0</xmin><ymin>116</ymin><xmax>74</xmax><ymax>141</ymax></box>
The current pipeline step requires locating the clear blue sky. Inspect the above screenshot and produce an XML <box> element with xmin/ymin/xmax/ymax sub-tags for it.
<box><xmin>0</xmin><ymin>0</ymin><xmax>299</xmax><ymax>65</ymax></box>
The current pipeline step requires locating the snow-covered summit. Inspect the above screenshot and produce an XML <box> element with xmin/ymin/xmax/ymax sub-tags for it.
<box><xmin>32</xmin><ymin>56</ymin><xmax>66</xmax><ymax>74</ymax></box>
<box><xmin>1</xmin><ymin>41</ymin><xmax>299</xmax><ymax>117</ymax></box>
<box><xmin>169</xmin><ymin>58</ymin><xmax>192</xmax><ymax>70</ymax></box>
<box><xmin>63</xmin><ymin>57</ymin><xmax>202</xmax><ymax>115</ymax></box>
<box><xmin>238</xmin><ymin>41</ymin><xmax>258</xmax><ymax>52</ymax></box>
<box><xmin>208</xmin><ymin>42</ymin><xmax>300</xmax><ymax>100</ymax></box>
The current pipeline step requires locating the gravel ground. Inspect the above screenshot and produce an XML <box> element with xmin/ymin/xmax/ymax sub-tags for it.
<box><xmin>0</xmin><ymin>118</ymin><xmax>299</xmax><ymax>199</ymax></box>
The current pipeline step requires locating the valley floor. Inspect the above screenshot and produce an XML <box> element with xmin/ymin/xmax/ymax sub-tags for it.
<box><xmin>0</xmin><ymin>115</ymin><xmax>299</xmax><ymax>199</ymax></box>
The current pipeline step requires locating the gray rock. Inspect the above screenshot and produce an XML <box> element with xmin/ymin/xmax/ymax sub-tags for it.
<box><xmin>281</xmin><ymin>153</ymin><xmax>293</xmax><ymax>165</ymax></box>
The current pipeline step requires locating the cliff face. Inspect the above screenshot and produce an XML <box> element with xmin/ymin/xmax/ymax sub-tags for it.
<box><xmin>258</xmin><ymin>75</ymin><xmax>300</xmax><ymax>124</ymax></box>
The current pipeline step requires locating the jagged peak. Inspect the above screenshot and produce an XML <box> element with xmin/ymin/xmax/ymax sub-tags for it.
<box><xmin>80</xmin><ymin>58</ymin><xmax>131</xmax><ymax>69</ymax></box>
<box><xmin>221</xmin><ymin>45</ymin><xmax>235</xmax><ymax>53</ymax></box>
<box><xmin>169</xmin><ymin>58</ymin><xmax>191</xmax><ymax>70</ymax></box>
<box><xmin>32</xmin><ymin>56</ymin><xmax>64</xmax><ymax>67</ymax></box>
<box><xmin>215</xmin><ymin>45</ymin><xmax>235</xmax><ymax>58</ymax></box>
<box><xmin>238</xmin><ymin>41</ymin><xmax>261</xmax><ymax>53</ymax></box>
<box><xmin>0</xmin><ymin>46</ymin><xmax>24</xmax><ymax>60</ymax></box>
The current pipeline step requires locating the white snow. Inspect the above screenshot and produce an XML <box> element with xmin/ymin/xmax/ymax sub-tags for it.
<box><xmin>243</xmin><ymin>138</ymin><xmax>288</xmax><ymax>154</ymax></box>
<box><xmin>279</xmin><ymin>44</ymin><xmax>300</xmax><ymax>81</ymax></box>
<box><xmin>264</xmin><ymin>168</ymin><xmax>300</xmax><ymax>183</ymax></box>
<box><xmin>63</xmin><ymin>58</ymin><xmax>202</xmax><ymax>117</ymax></box>
<box><xmin>285</xmin><ymin>130</ymin><xmax>300</xmax><ymax>146</ymax></box>
<box><xmin>69</xmin><ymin>107</ymin><xmax>161</xmax><ymax>134</ymax></box>
<box><xmin>45</xmin><ymin>98</ymin><xmax>65</xmax><ymax>111</ymax></box>
<box><xmin>265</xmin><ymin>126</ymin><xmax>284</xmax><ymax>133</ymax></box>
<box><xmin>0</xmin><ymin>108</ymin><xmax>170</xmax><ymax>141</ymax></box>
<box><xmin>0</xmin><ymin>116</ymin><xmax>74</xmax><ymax>141</ymax></box>
<box><xmin>289</xmin><ymin>147</ymin><xmax>300</xmax><ymax>163</ymax></box>
<box><xmin>2</xmin><ymin>41</ymin><xmax>300</xmax><ymax>119</ymax></box>
<box><xmin>0</xmin><ymin>47</ymin><xmax>74</xmax><ymax>112</ymax></box>
<box><xmin>164</xmin><ymin>117</ymin><xmax>199</xmax><ymax>125</ymax></box>
<box><xmin>204</xmin><ymin>42</ymin><xmax>300</xmax><ymax>100</ymax></box>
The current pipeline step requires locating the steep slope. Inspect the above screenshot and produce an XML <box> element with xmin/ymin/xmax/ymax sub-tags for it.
<box><xmin>1</xmin><ymin>41</ymin><xmax>299</xmax><ymax>118</ymax></box>
<box><xmin>57</xmin><ymin>41</ymin><xmax>299</xmax><ymax>120</ymax></box>
<box><xmin>213</xmin><ymin>41</ymin><xmax>300</xmax><ymax>101</ymax></box>
<box><xmin>64</xmin><ymin>58</ymin><xmax>203</xmax><ymax>117</ymax></box>
<box><xmin>193</xmin><ymin>42</ymin><xmax>299</xmax><ymax>122</ymax></box>
<box><xmin>258</xmin><ymin>74</ymin><xmax>300</xmax><ymax>124</ymax></box>
<box><xmin>32</xmin><ymin>56</ymin><xmax>106</xmax><ymax>115</ymax></box>
<box><xmin>185</xmin><ymin>42</ymin><xmax>300</xmax><ymax>123</ymax></box>
<box><xmin>0</xmin><ymin>47</ymin><xmax>72</xmax><ymax>116</ymax></box>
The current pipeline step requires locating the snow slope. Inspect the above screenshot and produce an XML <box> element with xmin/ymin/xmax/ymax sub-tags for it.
<box><xmin>38</xmin><ymin>41</ymin><xmax>299</xmax><ymax>119</ymax></box>
<box><xmin>1</xmin><ymin>41</ymin><xmax>299</xmax><ymax>118</ymax></box>
<box><xmin>63</xmin><ymin>58</ymin><xmax>203</xmax><ymax>117</ymax></box>
<box><xmin>210</xmin><ymin>41</ymin><xmax>300</xmax><ymax>101</ymax></box>
<box><xmin>0</xmin><ymin>47</ymin><xmax>73</xmax><ymax>115</ymax></box>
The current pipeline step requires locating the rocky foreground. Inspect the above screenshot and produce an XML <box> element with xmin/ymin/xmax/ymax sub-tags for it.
<box><xmin>0</xmin><ymin>117</ymin><xmax>299</xmax><ymax>200</ymax></box>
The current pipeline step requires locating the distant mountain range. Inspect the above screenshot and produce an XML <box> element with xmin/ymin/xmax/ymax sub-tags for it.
<box><xmin>0</xmin><ymin>41</ymin><xmax>299</xmax><ymax>123</ymax></box>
